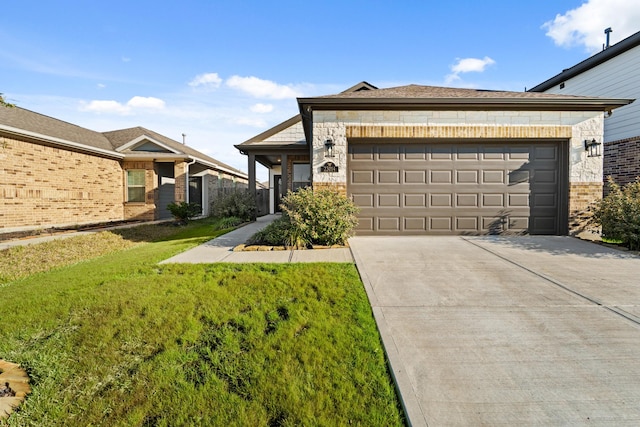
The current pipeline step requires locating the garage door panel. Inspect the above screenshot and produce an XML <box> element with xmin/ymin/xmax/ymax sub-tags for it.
<box><xmin>456</xmin><ymin>194</ymin><xmax>478</xmax><ymax>207</ymax></box>
<box><xmin>483</xmin><ymin>194</ymin><xmax>504</xmax><ymax>207</ymax></box>
<box><xmin>348</xmin><ymin>142</ymin><xmax>561</xmax><ymax>235</ymax></box>
<box><xmin>457</xmin><ymin>170</ymin><xmax>479</xmax><ymax>183</ymax></box>
<box><xmin>535</xmin><ymin>146</ymin><xmax>557</xmax><ymax>160</ymax></box>
<box><xmin>456</xmin><ymin>217</ymin><xmax>478</xmax><ymax>231</ymax></box>
<box><xmin>483</xmin><ymin>170</ymin><xmax>505</xmax><ymax>184</ymax></box>
<box><xmin>405</xmin><ymin>170</ymin><xmax>426</xmax><ymax>183</ymax></box>
<box><xmin>534</xmin><ymin>170</ymin><xmax>557</xmax><ymax>183</ymax></box>
<box><xmin>352</xmin><ymin>170</ymin><xmax>374</xmax><ymax>184</ymax></box>
<box><xmin>405</xmin><ymin>194</ymin><xmax>426</xmax><ymax>207</ymax></box>
<box><xmin>430</xmin><ymin>194</ymin><xmax>452</xmax><ymax>207</ymax></box>
<box><xmin>405</xmin><ymin>217</ymin><xmax>426</xmax><ymax>231</ymax></box>
<box><xmin>378</xmin><ymin>170</ymin><xmax>400</xmax><ymax>183</ymax></box>
<box><xmin>378</xmin><ymin>194</ymin><xmax>400</xmax><ymax>207</ymax></box>
<box><xmin>431</xmin><ymin>170</ymin><xmax>452</xmax><ymax>183</ymax></box>
<box><xmin>378</xmin><ymin>217</ymin><xmax>400</xmax><ymax>231</ymax></box>
<box><xmin>508</xmin><ymin>194</ymin><xmax>529</xmax><ymax>207</ymax></box>
<box><xmin>352</xmin><ymin>193</ymin><xmax>374</xmax><ymax>207</ymax></box>
<box><xmin>430</xmin><ymin>217</ymin><xmax>452</xmax><ymax>231</ymax></box>
<box><xmin>508</xmin><ymin>169</ymin><xmax>529</xmax><ymax>184</ymax></box>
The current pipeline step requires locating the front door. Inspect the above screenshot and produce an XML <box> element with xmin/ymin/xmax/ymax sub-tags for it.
<box><xmin>274</xmin><ymin>175</ymin><xmax>282</xmax><ymax>212</ymax></box>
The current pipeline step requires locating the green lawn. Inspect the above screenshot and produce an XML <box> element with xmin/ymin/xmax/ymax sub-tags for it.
<box><xmin>0</xmin><ymin>219</ymin><xmax>404</xmax><ymax>426</ymax></box>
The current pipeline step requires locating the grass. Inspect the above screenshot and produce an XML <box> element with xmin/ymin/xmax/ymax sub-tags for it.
<box><xmin>0</xmin><ymin>219</ymin><xmax>404</xmax><ymax>426</ymax></box>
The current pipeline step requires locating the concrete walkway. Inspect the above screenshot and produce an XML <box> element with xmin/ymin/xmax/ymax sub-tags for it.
<box><xmin>161</xmin><ymin>214</ymin><xmax>353</xmax><ymax>264</ymax></box>
<box><xmin>349</xmin><ymin>236</ymin><xmax>640</xmax><ymax>427</ymax></box>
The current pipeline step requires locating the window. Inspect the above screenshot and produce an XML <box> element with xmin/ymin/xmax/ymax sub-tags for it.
<box><xmin>127</xmin><ymin>170</ymin><xmax>146</xmax><ymax>202</ymax></box>
<box><xmin>292</xmin><ymin>163</ymin><xmax>311</xmax><ymax>191</ymax></box>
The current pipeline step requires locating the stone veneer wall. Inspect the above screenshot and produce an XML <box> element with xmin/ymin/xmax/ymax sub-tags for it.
<box><xmin>604</xmin><ymin>136</ymin><xmax>640</xmax><ymax>186</ymax></box>
<box><xmin>122</xmin><ymin>160</ymin><xmax>156</xmax><ymax>221</ymax></box>
<box><xmin>311</xmin><ymin>110</ymin><xmax>605</xmax><ymax>234</ymax></box>
<box><xmin>1</xmin><ymin>136</ymin><xmax>124</xmax><ymax>232</ymax></box>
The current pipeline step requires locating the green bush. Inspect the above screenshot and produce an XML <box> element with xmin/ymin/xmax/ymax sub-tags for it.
<box><xmin>213</xmin><ymin>216</ymin><xmax>244</xmax><ymax>230</ymax></box>
<box><xmin>591</xmin><ymin>178</ymin><xmax>640</xmax><ymax>250</ymax></box>
<box><xmin>167</xmin><ymin>202</ymin><xmax>201</xmax><ymax>224</ymax></box>
<box><xmin>282</xmin><ymin>188</ymin><xmax>359</xmax><ymax>246</ymax></box>
<box><xmin>211</xmin><ymin>190</ymin><xmax>256</xmax><ymax>222</ymax></box>
<box><xmin>247</xmin><ymin>217</ymin><xmax>302</xmax><ymax>247</ymax></box>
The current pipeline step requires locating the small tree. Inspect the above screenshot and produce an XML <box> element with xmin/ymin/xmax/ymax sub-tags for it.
<box><xmin>167</xmin><ymin>202</ymin><xmax>201</xmax><ymax>224</ymax></box>
<box><xmin>0</xmin><ymin>93</ymin><xmax>15</xmax><ymax>108</ymax></box>
<box><xmin>591</xmin><ymin>177</ymin><xmax>640</xmax><ymax>250</ymax></box>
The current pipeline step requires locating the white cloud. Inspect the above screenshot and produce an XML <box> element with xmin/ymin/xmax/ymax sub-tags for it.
<box><xmin>250</xmin><ymin>103</ymin><xmax>274</xmax><ymax>113</ymax></box>
<box><xmin>445</xmin><ymin>56</ymin><xmax>495</xmax><ymax>84</ymax></box>
<box><xmin>226</xmin><ymin>75</ymin><xmax>301</xmax><ymax>99</ymax></box>
<box><xmin>80</xmin><ymin>96</ymin><xmax>165</xmax><ymax>115</ymax></box>
<box><xmin>234</xmin><ymin>117</ymin><xmax>268</xmax><ymax>128</ymax></box>
<box><xmin>127</xmin><ymin>96</ymin><xmax>165</xmax><ymax>109</ymax></box>
<box><xmin>189</xmin><ymin>72</ymin><xmax>222</xmax><ymax>88</ymax></box>
<box><xmin>121</xmin><ymin>57</ymin><xmax>131</xmax><ymax>62</ymax></box>
<box><xmin>97</xmin><ymin>83</ymin><xmax>106</xmax><ymax>89</ymax></box>
<box><xmin>543</xmin><ymin>0</ymin><xmax>640</xmax><ymax>53</ymax></box>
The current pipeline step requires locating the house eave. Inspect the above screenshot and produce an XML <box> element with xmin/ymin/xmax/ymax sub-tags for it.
<box><xmin>297</xmin><ymin>97</ymin><xmax>633</xmax><ymax>112</ymax></box>
<box><xmin>0</xmin><ymin>124</ymin><xmax>124</xmax><ymax>159</ymax></box>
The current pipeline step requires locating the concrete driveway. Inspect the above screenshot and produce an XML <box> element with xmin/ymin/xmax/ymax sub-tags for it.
<box><xmin>349</xmin><ymin>236</ymin><xmax>640</xmax><ymax>426</ymax></box>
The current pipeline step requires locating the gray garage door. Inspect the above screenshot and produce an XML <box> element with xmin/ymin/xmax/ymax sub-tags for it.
<box><xmin>348</xmin><ymin>141</ymin><xmax>564</xmax><ymax>235</ymax></box>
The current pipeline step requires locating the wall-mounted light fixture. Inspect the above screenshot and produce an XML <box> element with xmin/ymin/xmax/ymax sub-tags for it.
<box><xmin>584</xmin><ymin>138</ymin><xmax>602</xmax><ymax>157</ymax></box>
<box><xmin>324</xmin><ymin>139</ymin><xmax>335</xmax><ymax>158</ymax></box>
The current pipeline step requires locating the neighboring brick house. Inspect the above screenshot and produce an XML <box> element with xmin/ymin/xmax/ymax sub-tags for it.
<box><xmin>0</xmin><ymin>106</ymin><xmax>248</xmax><ymax>234</ymax></box>
<box><xmin>529</xmin><ymin>30</ymin><xmax>640</xmax><ymax>188</ymax></box>
<box><xmin>237</xmin><ymin>82</ymin><xmax>631</xmax><ymax>235</ymax></box>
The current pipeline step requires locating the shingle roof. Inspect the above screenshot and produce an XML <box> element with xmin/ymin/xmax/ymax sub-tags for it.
<box><xmin>0</xmin><ymin>106</ymin><xmax>247</xmax><ymax>178</ymax></box>
<box><xmin>0</xmin><ymin>106</ymin><xmax>114</xmax><ymax>152</ymax></box>
<box><xmin>298</xmin><ymin>84</ymin><xmax>633</xmax><ymax>112</ymax></box>
<box><xmin>316</xmin><ymin>84</ymin><xmax>600</xmax><ymax>100</ymax></box>
<box><xmin>103</xmin><ymin>127</ymin><xmax>247</xmax><ymax>177</ymax></box>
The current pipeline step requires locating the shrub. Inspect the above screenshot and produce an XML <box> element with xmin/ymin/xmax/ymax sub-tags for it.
<box><xmin>247</xmin><ymin>217</ymin><xmax>303</xmax><ymax>247</ymax></box>
<box><xmin>282</xmin><ymin>188</ymin><xmax>359</xmax><ymax>246</ymax></box>
<box><xmin>167</xmin><ymin>202</ymin><xmax>201</xmax><ymax>224</ymax></box>
<box><xmin>591</xmin><ymin>178</ymin><xmax>640</xmax><ymax>250</ymax></box>
<box><xmin>211</xmin><ymin>190</ymin><xmax>256</xmax><ymax>222</ymax></box>
<box><xmin>213</xmin><ymin>216</ymin><xmax>244</xmax><ymax>230</ymax></box>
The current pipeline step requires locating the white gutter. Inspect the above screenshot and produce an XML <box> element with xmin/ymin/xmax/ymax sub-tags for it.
<box><xmin>0</xmin><ymin>124</ymin><xmax>124</xmax><ymax>159</ymax></box>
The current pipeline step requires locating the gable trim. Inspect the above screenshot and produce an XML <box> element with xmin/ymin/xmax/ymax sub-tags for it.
<box><xmin>116</xmin><ymin>135</ymin><xmax>182</xmax><ymax>154</ymax></box>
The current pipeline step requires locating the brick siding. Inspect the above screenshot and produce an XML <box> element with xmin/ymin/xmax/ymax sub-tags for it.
<box><xmin>0</xmin><ymin>137</ymin><xmax>123</xmax><ymax>232</ymax></box>
<box><xmin>604</xmin><ymin>136</ymin><xmax>640</xmax><ymax>186</ymax></box>
<box><xmin>568</xmin><ymin>182</ymin><xmax>603</xmax><ymax>235</ymax></box>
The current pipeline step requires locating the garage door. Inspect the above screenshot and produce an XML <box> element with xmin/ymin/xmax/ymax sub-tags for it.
<box><xmin>348</xmin><ymin>141</ymin><xmax>564</xmax><ymax>235</ymax></box>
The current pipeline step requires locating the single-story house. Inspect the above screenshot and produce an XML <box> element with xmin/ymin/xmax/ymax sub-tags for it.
<box><xmin>0</xmin><ymin>106</ymin><xmax>248</xmax><ymax>234</ymax></box>
<box><xmin>236</xmin><ymin>82</ymin><xmax>632</xmax><ymax>235</ymax></box>
<box><xmin>529</xmin><ymin>29</ymin><xmax>640</xmax><ymax>187</ymax></box>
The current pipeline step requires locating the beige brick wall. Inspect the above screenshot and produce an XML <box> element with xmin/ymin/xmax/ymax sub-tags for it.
<box><xmin>0</xmin><ymin>136</ymin><xmax>123</xmax><ymax>232</ymax></box>
<box><xmin>568</xmin><ymin>182</ymin><xmax>603</xmax><ymax>235</ymax></box>
<box><xmin>313</xmin><ymin>182</ymin><xmax>347</xmax><ymax>196</ymax></box>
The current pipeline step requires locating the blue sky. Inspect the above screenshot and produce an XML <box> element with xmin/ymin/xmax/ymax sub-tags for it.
<box><xmin>2</xmin><ymin>0</ymin><xmax>639</xmax><ymax>180</ymax></box>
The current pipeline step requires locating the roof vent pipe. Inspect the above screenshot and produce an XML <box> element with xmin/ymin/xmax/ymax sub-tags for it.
<box><xmin>604</xmin><ymin>27</ymin><xmax>613</xmax><ymax>49</ymax></box>
<box><xmin>182</xmin><ymin>133</ymin><xmax>186</xmax><ymax>145</ymax></box>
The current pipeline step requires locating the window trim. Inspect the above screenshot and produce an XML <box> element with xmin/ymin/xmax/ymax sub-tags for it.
<box><xmin>126</xmin><ymin>169</ymin><xmax>146</xmax><ymax>203</ymax></box>
<box><xmin>292</xmin><ymin>162</ymin><xmax>311</xmax><ymax>192</ymax></box>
